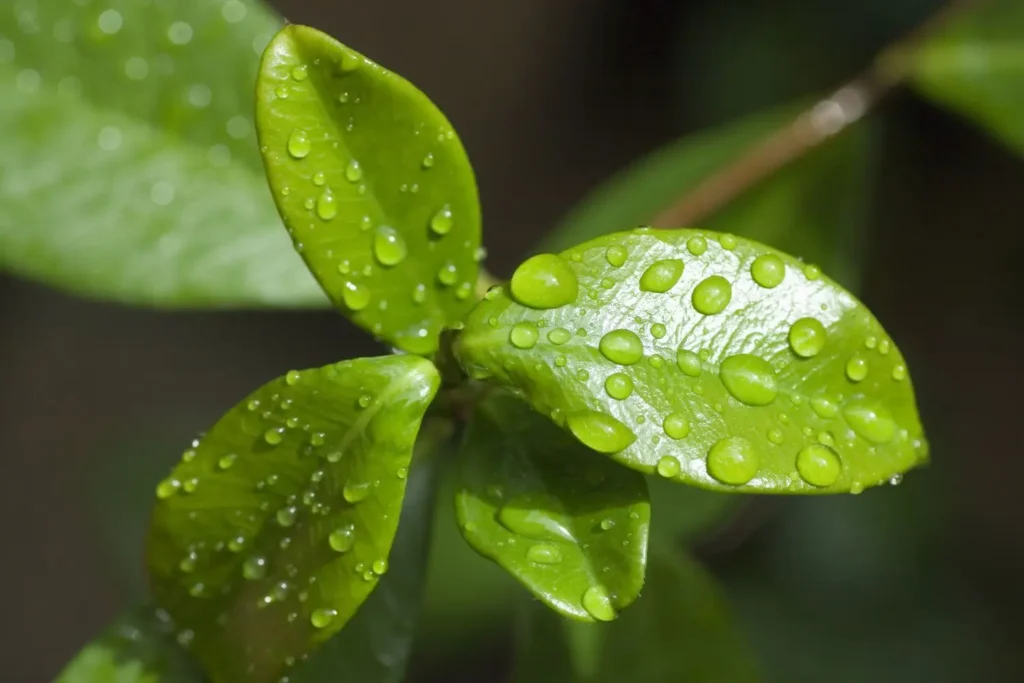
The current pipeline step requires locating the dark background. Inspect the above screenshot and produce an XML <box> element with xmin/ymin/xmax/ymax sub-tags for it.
<box><xmin>2</xmin><ymin>0</ymin><xmax>1023</xmax><ymax>681</ymax></box>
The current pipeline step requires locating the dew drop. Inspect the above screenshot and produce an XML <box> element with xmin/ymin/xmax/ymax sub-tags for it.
<box><xmin>509</xmin><ymin>322</ymin><xmax>539</xmax><ymax>349</ymax></box>
<box><xmin>329</xmin><ymin>526</ymin><xmax>355</xmax><ymax>553</ymax></box>
<box><xmin>421</xmin><ymin>152</ymin><xmax>435</xmax><ymax>168</ymax></box>
<box><xmin>767</xmin><ymin>428</ymin><xmax>784</xmax><ymax>444</ymax></box>
<box><xmin>605</xmin><ymin>245</ymin><xmax>627</xmax><ymax>267</ymax></box>
<box><xmin>310</xmin><ymin>608</ymin><xmax>336</xmax><ymax>629</ymax></box>
<box><xmin>430</xmin><ymin>205</ymin><xmax>453</xmax><ymax>235</ymax></box>
<box><xmin>639</xmin><ymin>259</ymin><xmax>684</xmax><ymax>293</ymax></box>
<box><xmin>345</xmin><ymin>159</ymin><xmax>362</xmax><ymax>182</ymax></box>
<box><xmin>342</xmin><ymin>281</ymin><xmax>371</xmax><ymax>311</ymax></box>
<box><xmin>437</xmin><ymin>262</ymin><xmax>458</xmax><ymax>286</ymax></box>
<box><xmin>582</xmin><ymin>585</ymin><xmax>616</xmax><ymax>622</ymax></box>
<box><xmin>719</xmin><ymin>354</ymin><xmax>778</xmax><ymax>406</ymax></box>
<box><xmin>291</xmin><ymin>65</ymin><xmax>308</xmax><ymax>81</ymax></box>
<box><xmin>604</xmin><ymin>373</ymin><xmax>634</xmax><ymax>400</ymax></box>
<box><xmin>662</xmin><ymin>413</ymin><xmax>690</xmax><ymax>440</ymax></box>
<box><xmin>599</xmin><ymin>330</ymin><xmax>643</xmax><ymax>366</ymax></box>
<box><xmin>499</xmin><ymin>501</ymin><xmax>574</xmax><ymax>542</ymax></box>
<box><xmin>156</xmin><ymin>478</ymin><xmax>181</xmax><ymax>499</ymax></box>
<box><xmin>788</xmin><ymin>318</ymin><xmax>826</xmax><ymax>358</ymax></box>
<box><xmin>892</xmin><ymin>364</ymin><xmax>907</xmax><ymax>381</ymax></box>
<box><xmin>242</xmin><ymin>555</ymin><xmax>267</xmax><ymax>580</ymax></box>
<box><xmin>810</xmin><ymin>395</ymin><xmax>839</xmax><ymax>418</ymax></box>
<box><xmin>315</xmin><ymin>189</ymin><xmax>337</xmax><ymax>221</ymax></box>
<box><xmin>567</xmin><ymin>411</ymin><xmax>636</xmax><ymax>453</ymax></box>
<box><xmin>287</xmin><ymin>130</ymin><xmax>311</xmax><ymax>159</ymax></box>
<box><xmin>656</xmin><ymin>455</ymin><xmax>681</xmax><ymax>478</ymax></box>
<box><xmin>692</xmin><ymin>276</ymin><xmax>732</xmax><ymax>315</ymax></box>
<box><xmin>843</xmin><ymin>399</ymin><xmax>897</xmax><ymax>444</ymax></box>
<box><xmin>343</xmin><ymin>481</ymin><xmax>371</xmax><ymax>503</ymax></box>
<box><xmin>179</xmin><ymin>551</ymin><xmax>198</xmax><ymax>573</ymax></box>
<box><xmin>878</xmin><ymin>339</ymin><xmax>891</xmax><ymax>355</ymax></box>
<box><xmin>264</xmin><ymin>427</ymin><xmax>285</xmax><ymax>445</ymax></box>
<box><xmin>796</xmin><ymin>444</ymin><xmax>842</xmax><ymax>487</ymax></box>
<box><xmin>845</xmin><ymin>354</ymin><xmax>869</xmax><ymax>382</ymax></box>
<box><xmin>804</xmin><ymin>264</ymin><xmax>822</xmax><ymax>280</ymax></box>
<box><xmin>750</xmin><ymin>254</ymin><xmax>786</xmax><ymax>288</ymax></box>
<box><xmin>276</xmin><ymin>506</ymin><xmax>297</xmax><ymax>527</ymax></box>
<box><xmin>706</xmin><ymin>436</ymin><xmax>759</xmax><ymax>485</ymax></box>
<box><xmin>686</xmin><ymin>235</ymin><xmax>707</xmax><ymax>256</ymax></box>
<box><xmin>547</xmin><ymin>327</ymin><xmax>571</xmax><ymax>345</ymax></box>
<box><xmin>372</xmin><ymin>559</ymin><xmax>388</xmax><ymax>575</ymax></box>
<box><xmin>676</xmin><ymin>349</ymin><xmax>702</xmax><ymax>377</ymax></box>
<box><xmin>412</xmin><ymin>283</ymin><xmax>427</xmax><ymax>304</ymax></box>
<box><xmin>526</xmin><ymin>543</ymin><xmax>563</xmax><ymax>564</ymax></box>
<box><xmin>373</xmin><ymin>226</ymin><xmax>407</xmax><ymax>266</ymax></box>
<box><xmin>508</xmin><ymin>254</ymin><xmax>578</xmax><ymax>309</ymax></box>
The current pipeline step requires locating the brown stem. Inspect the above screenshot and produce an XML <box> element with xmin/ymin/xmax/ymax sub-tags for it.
<box><xmin>652</xmin><ymin>0</ymin><xmax>986</xmax><ymax>228</ymax></box>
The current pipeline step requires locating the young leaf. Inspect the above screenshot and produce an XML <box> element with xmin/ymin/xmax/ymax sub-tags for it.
<box><xmin>911</xmin><ymin>0</ymin><xmax>1024</xmax><ymax>155</ymax></box>
<box><xmin>256</xmin><ymin>25</ymin><xmax>482</xmax><ymax>354</ymax></box>
<box><xmin>455</xmin><ymin>228</ymin><xmax>927</xmax><ymax>494</ymax></box>
<box><xmin>289</xmin><ymin>418</ymin><xmax>449</xmax><ymax>683</ymax></box>
<box><xmin>512</xmin><ymin>548</ymin><xmax>762</xmax><ymax>683</ymax></box>
<box><xmin>539</xmin><ymin>105</ymin><xmax>872</xmax><ymax>289</ymax></box>
<box><xmin>0</xmin><ymin>0</ymin><xmax>327</xmax><ymax>307</ymax></box>
<box><xmin>147</xmin><ymin>355</ymin><xmax>440</xmax><ymax>683</ymax></box>
<box><xmin>455</xmin><ymin>392</ymin><xmax>649</xmax><ymax>622</ymax></box>
<box><xmin>54</xmin><ymin>606</ymin><xmax>204</xmax><ymax>683</ymax></box>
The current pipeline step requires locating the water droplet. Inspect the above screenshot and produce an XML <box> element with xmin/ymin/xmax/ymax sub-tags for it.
<box><xmin>156</xmin><ymin>477</ymin><xmax>181</xmax><ymax>499</ymax></box>
<box><xmin>639</xmin><ymin>259</ymin><xmax>684</xmax><ymax>293</ymax></box>
<box><xmin>662</xmin><ymin>413</ymin><xmax>690</xmax><ymax>439</ymax></box>
<box><xmin>845</xmin><ymin>354</ymin><xmax>869</xmax><ymax>382</ymax></box>
<box><xmin>264</xmin><ymin>427</ymin><xmax>285</xmax><ymax>445</ymax></box>
<box><xmin>243</xmin><ymin>555</ymin><xmax>267</xmax><ymax>580</ymax></box>
<box><xmin>506</xmin><ymin>253</ymin><xmax>580</xmax><ymax>310</ymax></box>
<box><xmin>767</xmin><ymin>428</ymin><xmax>784</xmax><ymax>444</ymax></box>
<box><xmin>547</xmin><ymin>327</ymin><xmax>571</xmax><ymax>345</ymax></box>
<box><xmin>750</xmin><ymin>254</ymin><xmax>786</xmax><ymax>288</ymax></box>
<box><xmin>345</xmin><ymin>159</ymin><xmax>362</xmax><ymax>182</ymax></box>
<box><xmin>315</xmin><ymin>189</ymin><xmax>337</xmax><ymax>221</ymax></box>
<box><xmin>283</xmin><ymin>370</ymin><xmax>301</xmax><ymax>387</ymax></box>
<box><xmin>843</xmin><ymin>399</ymin><xmax>897</xmax><ymax>443</ymax></box>
<box><xmin>676</xmin><ymin>349</ymin><xmax>702</xmax><ymax>376</ymax></box>
<box><xmin>719</xmin><ymin>354</ymin><xmax>778</xmax><ymax>406</ymax></box>
<box><xmin>329</xmin><ymin>526</ymin><xmax>355</xmax><ymax>553</ymax></box>
<box><xmin>342</xmin><ymin>281</ymin><xmax>371</xmax><ymax>311</ymax></box>
<box><xmin>576</xmin><ymin>369</ymin><xmax>590</xmax><ymax>381</ymax></box>
<box><xmin>686</xmin><ymin>235</ymin><xmax>707</xmax><ymax>255</ymax></box>
<box><xmin>692</xmin><ymin>276</ymin><xmax>732</xmax><ymax>315</ymax></box>
<box><xmin>358</xmin><ymin>394</ymin><xmax>373</xmax><ymax>409</ymax></box>
<box><xmin>804</xmin><ymin>264</ymin><xmax>822</xmax><ymax>280</ymax></box>
<box><xmin>892</xmin><ymin>364</ymin><xmax>907</xmax><ymax>381</ymax></box>
<box><xmin>291</xmin><ymin>64</ymin><xmax>308</xmax><ymax>81</ymax></box>
<box><xmin>582</xmin><ymin>585</ymin><xmax>616</xmax><ymax>622</ymax></box>
<box><xmin>499</xmin><ymin>501</ymin><xmax>574</xmax><ymax>542</ymax></box>
<box><xmin>810</xmin><ymin>395</ymin><xmax>839</xmax><ymax>418</ymax></box>
<box><xmin>706</xmin><ymin>436</ymin><xmax>759</xmax><ymax>485</ymax></box>
<box><xmin>509</xmin><ymin>322</ymin><xmax>539</xmax><ymax>349</ymax></box>
<box><xmin>372</xmin><ymin>226</ymin><xmax>407</xmax><ymax>266</ymax></box>
<box><xmin>455</xmin><ymin>282</ymin><xmax>473</xmax><ymax>300</ymax></box>
<box><xmin>604</xmin><ymin>373</ymin><xmax>634</xmax><ymax>400</ymax></box>
<box><xmin>343</xmin><ymin>481</ymin><xmax>371</xmax><ymax>503</ymax></box>
<box><xmin>437</xmin><ymin>262</ymin><xmax>458</xmax><ymax>286</ymax></box>
<box><xmin>189</xmin><ymin>582</ymin><xmax>205</xmax><ymax>597</ymax></box>
<box><xmin>179</xmin><ymin>551</ymin><xmax>198</xmax><ymax>573</ymax></box>
<box><xmin>526</xmin><ymin>543</ymin><xmax>563</xmax><ymax>564</ymax></box>
<box><xmin>878</xmin><ymin>339</ymin><xmax>891</xmax><ymax>355</ymax></box>
<box><xmin>183</xmin><ymin>477</ymin><xmax>199</xmax><ymax>493</ymax></box>
<box><xmin>718</xmin><ymin>234</ymin><xmax>737</xmax><ymax>250</ymax></box>
<box><xmin>656</xmin><ymin>455</ymin><xmax>681</xmax><ymax>478</ymax></box>
<box><xmin>787</xmin><ymin>317</ymin><xmax>827</xmax><ymax>358</ymax></box>
<box><xmin>276</xmin><ymin>506</ymin><xmax>297</xmax><ymax>526</ymax></box>
<box><xmin>310</xmin><ymin>608</ymin><xmax>337</xmax><ymax>628</ymax></box>
<box><xmin>606</xmin><ymin>245</ymin><xmax>627</xmax><ymax>267</ymax></box>
<box><xmin>372</xmin><ymin>559</ymin><xmax>388</xmax><ymax>575</ymax></box>
<box><xmin>421</xmin><ymin>152</ymin><xmax>435</xmax><ymax>168</ymax></box>
<box><xmin>287</xmin><ymin>130</ymin><xmax>310</xmax><ymax>159</ymax></box>
<box><xmin>228</xmin><ymin>535</ymin><xmax>246</xmax><ymax>552</ymax></box>
<box><xmin>796</xmin><ymin>444</ymin><xmax>842</xmax><ymax>487</ymax></box>
<box><xmin>599</xmin><ymin>329</ymin><xmax>643</xmax><ymax>365</ymax></box>
<box><xmin>599</xmin><ymin>518</ymin><xmax>616</xmax><ymax>531</ymax></box>
<box><xmin>429</xmin><ymin>205</ymin><xmax>453</xmax><ymax>235</ymax></box>
<box><xmin>567</xmin><ymin>411</ymin><xmax>635</xmax><ymax>453</ymax></box>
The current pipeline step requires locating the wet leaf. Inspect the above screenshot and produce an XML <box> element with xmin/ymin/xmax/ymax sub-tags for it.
<box><xmin>0</xmin><ymin>0</ymin><xmax>327</xmax><ymax>307</ymax></box>
<box><xmin>146</xmin><ymin>355</ymin><xmax>440</xmax><ymax>683</ymax></box>
<box><xmin>911</xmin><ymin>0</ymin><xmax>1024</xmax><ymax>154</ymax></box>
<box><xmin>540</xmin><ymin>105</ymin><xmax>872</xmax><ymax>289</ymax></box>
<box><xmin>455</xmin><ymin>392</ymin><xmax>649</xmax><ymax>622</ymax></box>
<box><xmin>54</xmin><ymin>606</ymin><xmax>203</xmax><ymax>683</ymax></box>
<box><xmin>512</xmin><ymin>548</ymin><xmax>762</xmax><ymax>683</ymax></box>
<box><xmin>456</xmin><ymin>228</ymin><xmax>927</xmax><ymax>494</ymax></box>
<box><xmin>256</xmin><ymin>25</ymin><xmax>481</xmax><ymax>354</ymax></box>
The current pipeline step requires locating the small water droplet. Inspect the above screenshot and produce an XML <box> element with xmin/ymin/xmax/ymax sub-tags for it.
<box><xmin>243</xmin><ymin>555</ymin><xmax>267</xmax><ymax>580</ymax></box>
<box><xmin>372</xmin><ymin>226</ymin><xmax>407</xmax><ymax>266</ymax></box>
<box><xmin>891</xmin><ymin>364</ymin><xmax>907</xmax><ymax>381</ymax></box>
<box><xmin>751</xmin><ymin>254</ymin><xmax>786</xmax><ymax>288</ymax></box>
<box><xmin>796</xmin><ymin>444</ymin><xmax>842</xmax><ymax>487</ymax></box>
<box><xmin>345</xmin><ymin>159</ymin><xmax>362</xmax><ymax>182</ymax></box>
<box><xmin>656</xmin><ymin>455</ymin><xmax>681</xmax><ymax>478</ymax></box>
<box><xmin>706</xmin><ymin>436</ymin><xmax>759</xmax><ymax>485</ymax></box>
<box><xmin>878</xmin><ymin>339</ymin><xmax>891</xmax><ymax>355</ymax></box>
<box><xmin>567</xmin><ymin>411</ymin><xmax>636</xmax><ymax>453</ymax></box>
<box><xmin>329</xmin><ymin>526</ymin><xmax>355</xmax><ymax>552</ymax></box>
<box><xmin>676</xmin><ymin>349</ymin><xmax>702</xmax><ymax>376</ymax></box>
<box><xmin>582</xmin><ymin>585</ymin><xmax>616</xmax><ymax>621</ymax></box>
<box><xmin>546</xmin><ymin>327</ymin><xmax>571</xmax><ymax>345</ymax></box>
<box><xmin>421</xmin><ymin>152</ymin><xmax>435</xmax><ymax>168</ymax></box>
<box><xmin>686</xmin><ymin>235</ymin><xmax>707</xmax><ymax>255</ymax></box>
<box><xmin>509</xmin><ymin>254</ymin><xmax>578</xmax><ymax>309</ymax></box>
<box><xmin>605</xmin><ymin>245</ymin><xmax>627</xmax><ymax>267</ymax></box>
<box><xmin>843</xmin><ymin>399</ymin><xmax>897</xmax><ymax>444</ymax></box>
<box><xmin>264</xmin><ymin>427</ymin><xmax>285</xmax><ymax>445</ymax></box>
<box><xmin>342</xmin><ymin>281</ymin><xmax>371</xmax><ymax>311</ymax></box>
<box><xmin>372</xmin><ymin>559</ymin><xmax>388</xmax><ymax>575</ymax></box>
<box><xmin>291</xmin><ymin>64</ymin><xmax>308</xmax><ymax>81</ymax></box>
<box><xmin>430</xmin><ymin>205</ymin><xmax>453</xmax><ymax>235</ymax></box>
<box><xmin>276</xmin><ymin>506</ymin><xmax>297</xmax><ymax>527</ymax></box>
<box><xmin>526</xmin><ymin>543</ymin><xmax>563</xmax><ymax>564</ymax></box>
<box><xmin>650</xmin><ymin>323</ymin><xmax>667</xmax><ymax>339</ymax></box>
<box><xmin>604</xmin><ymin>373</ymin><xmax>634</xmax><ymax>400</ymax></box>
<box><xmin>156</xmin><ymin>477</ymin><xmax>181</xmax><ymax>499</ymax></box>
<box><xmin>767</xmin><ymin>428</ymin><xmax>784</xmax><ymax>444</ymax></box>
<box><xmin>179</xmin><ymin>551</ymin><xmax>198</xmax><ymax>573</ymax></box>
<box><xmin>692</xmin><ymin>276</ymin><xmax>732</xmax><ymax>315</ymax></box>
<box><xmin>845</xmin><ymin>353</ymin><xmax>869</xmax><ymax>382</ymax></box>
<box><xmin>287</xmin><ymin>130</ymin><xmax>311</xmax><ymax>159</ymax></box>
<box><xmin>719</xmin><ymin>354</ymin><xmax>778</xmax><ymax>406</ymax></box>
<box><xmin>343</xmin><ymin>481</ymin><xmax>371</xmax><ymax>503</ymax></box>
<box><xmin>437</xmin><ymin>262</ymin><xmax>458</xmax><ymax>286</ymax></box>
<box><xmin>662</xmin><ymin>413</ymin><xmax>690</xmax><ymax>440</ymax></box>
<box><xmin>719</xmin><ymin>234</ymin><xmax>738</xmax><ymax>250</ymax></box>
<box><xmin>599</xmin><ymin>330</ymin><xmax>643</xmax><ymax>365</ymax></box>
<box><xmin>310</xmin><ymin>608</ymin><xmax>337</xmax><ymax>628</ymax></box>
<box><xmin>639</xmin><ymin>259</ymin><xmax>684</xmax><ymax>293</ymax></box>
<box><xmin>804</xmin><ymin>264</ymin><xmax>822</xmax><ymax>280</ymax></box>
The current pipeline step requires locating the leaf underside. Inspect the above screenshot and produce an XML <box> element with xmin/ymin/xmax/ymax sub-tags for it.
<box><xmin>456</xmin><ymin>392</ymin><xmax>650</xmax><ymax>622</ymax></box>
<box><xmin>147</xmin><ymin>355</ymin><xmax>439</xmax><ymax>683</ymax></box>
<box><xmin>256</xmin><ymin>25</ymin><xmax>482</xmax><ymax>354</ymax></box>
<box><xmin>456</xmin><ymin>228</ymin><xmax>927</xmax><ymax>494</ymax></box>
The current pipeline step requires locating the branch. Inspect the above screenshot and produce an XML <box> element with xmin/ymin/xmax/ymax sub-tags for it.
<box><xmin>652</xmin><ymin>0</ymin><xmax>986</xmax><ymax>228</ymax></box>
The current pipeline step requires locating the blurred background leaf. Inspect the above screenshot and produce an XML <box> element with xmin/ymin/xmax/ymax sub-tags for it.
<box><xmin>911</xmin><ymin>0</ymin><xmax>1024</xmax><ymax>155</ymax></box>
<box><xmin>0</xmin><ymin>0</ymin><xmax>326</xmax><ymax>307</ymax></box>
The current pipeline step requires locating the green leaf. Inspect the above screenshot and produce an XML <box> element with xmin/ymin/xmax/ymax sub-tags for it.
<box><xmin>0</xmin><ymin>0</ymin><xmax>327</xmax><ymax>307</ymax></box>
<box><xmin>146</xmin><ymin>355</ymin><xmax>440</xmax><ymax>683</ymax></box>
<box><xmin>455</xmin><ymin>228</ymin><xmax>927</xmax><ymax>494</ymax></box>
<box><xmin>289</xmin><ymin>418</ymin><xmax>449</xmax><ymax>683</ymax></box>
<box><xmin>512</xmin><ymin>548</ymin><xmax>762</xmax><ymax>683</ymax></box>
<box><xmin>539</xmin><ymin>105</ymin><xmax>872</xmax><ymax>290</ymax></box>
<box><xmin>54</xmin><ymin>606</ymin><xmax>204</xmax><ymax>683</ymax></box>
<box><xmin>910</xmin><ymin>0</ymin><xmax>1024</xmax><ymax>154</ymax></box>
<box><xmin>256</xmin><ymin>25</ymin><xmax>482</xmax><ymax>354</ymax></box>
<box><xmin>455</xmin><ymin>392</ymin><xmax>650</xmax><ymax>622</ymax></box>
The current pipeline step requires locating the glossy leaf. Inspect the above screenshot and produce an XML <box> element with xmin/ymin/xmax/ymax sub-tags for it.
<box><xmin>455</xmin><ymin>392</ymin><xmax>650</xmax><ymax>622</ymax></box>
<box><xmin>54</xmin><ymin>606</ymin><xmax>204</xmax><ymax>683</ymax></box>
<box><xmin>146</xmin><ymin>355</ymin><xmax>440</xmax><ymax>683</ymax></box>
<box><xmin>455</xmin><ymin>228</ymin><xmax>927</xmax><ymax>494</ymax></box>
<box><xmin>911</xmin><ymin>0</ymin><xmax>1024</xmax><ymax>154</ymax></box>
<box><xmin>256</xmin><ymin>25</ymin><xmax>482</xmax><ymax>354</ymax></box>
<box><xmin>540</xmin><ymin>105</ymin><xmax>872</xmax><ymax>289</ymax></box>
<box><xmin>290</xmin><ymin>418</ymin><xmax>449</xmax><ymax>683</ymax></box>
<box><xmin>0</xmin><ymin>0</ymin><xmax>327</xmax><ymax>307</ymax></box>
<box><xmin>512</xmin><ymin>548</ymin><xmax>762</xmax><ymax>683</ymax></box>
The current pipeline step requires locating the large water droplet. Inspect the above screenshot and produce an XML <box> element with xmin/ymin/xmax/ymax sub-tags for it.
<box><xmin>639</xmin><ymin>259</ymin><xmax>684</xmax><ymax>293</ymax></box>
<box><xmin>605</xmin><ymin>245</ymin><xmax>627</xmax><ymax>267</ymax></box>
<box><xmin>599</xmin><ymin>329</ymin><xmax>643</xmax><ymax>365</ymax></box>
<box><xmin>845</xmin><ymin>354</ymin><xmax>869</xmax><ymax>382</ymax></box>
<box><xmin>751</xmin><ymin>254</ymin><xmax>786</xmax><ymax>288</ymax></box>
<box><xmin>567</xmin><ymin>411</ymin><xmax>636</xmax><ymax>453</ymax></box>
<box><xmin>692</xmin><ymin>276</ymin><xmax>732</xmax><ymax>315</ymax></box>
<box><xmin>719</xmin><ymin>354</ymin><xmax>778</xmax><ymax>406</ymax></box>
<box><xmin>676</xmin><ymin>349</ymin><xmax>702</xmax><ymax>377</ymax></box>
<box><xmin>509</xmin><ymin>322</ymin><xmax>539</xmax><ymax>349</ymax></box>
<box><xmin>796</xmin><ymin>444</ymin><xmax>842</xmax><ymax>487</ymax></box>
<box><xmin>372</xmin><ymin>226</ymin><xmax>407</xmax><ymax>266</ymax></box>
<box><xmin>287</xmin><ymin>130</ymin><xmax>310</xmax><ymax>159</ymax></box>
<box><xmin>843</xmin><ymin>399</ymin><xmax>897</xmax><ymax>443</ymax></box>
<box><xmin>706</xmin><ymin>436</ymin><xmax>759</xmax><ymax>485</ymax></box>
<box><xmin>316</xmin><ymin>189</ymin><xmax>337</xmax><ymax>221</ymax></box>
<box><xmin>310</xmin><ymin>608</ymin><xmax>337</xmax><ymax>629</ymax></box>
<box><xmin>342</xmin><ymin>281</ymin><xmax>371</xmax><ymax>311</ymax></box>
<box><xmin>429</xmin><ymin>205</ymin><xmax>453</xmax><ymax>235</ymax></box>
<box><xmin>789</xmin><ymin>318</ymin><xmax>826</xmax><ymax>358</ymax></box>
<box><xmin>582</xmin><ymin>585</ymin><xmax>616</xmax><ymax>622</ymax></box>
<box><xmin>242</xmin><ymin>555</ymin><xmax>267</xmax><ymax>580</ymax></box>
<box><xmin>329</xmin><ymin>526</ymin><xmax>355</xmax><ymax>553</ymax></box>
<box><xmin>509</xmin><ymin>254</ymin><xmax>578</xmax><ymax>309</ymax></box>
<box><xmin>604</xmin><ymin>372</ymin><xmax>634</xmax><ymax>400</ymax></box>
<box><xmin>526</xmin><ymin>543</ymin><xmax>563</xmax><ymax>564</ymax></box>
<box><xmin>662</xmin><ymin>413</ymin><xmax>690</xmax><ymax>440</ymax></box>
<box><xmin>547</xmin><ymin>327</ymin><xmax>571</xmax><ymax>345</ymax></box>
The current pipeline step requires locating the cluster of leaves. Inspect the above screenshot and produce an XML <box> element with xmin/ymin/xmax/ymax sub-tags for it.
<box><xmin>2</xmin><ymin>1</ymin><xmax>1022</xmax><ymax>682</ymax></box>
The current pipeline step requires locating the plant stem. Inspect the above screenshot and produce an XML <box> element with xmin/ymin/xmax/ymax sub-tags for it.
<box><xmin>652</xmin><ymin>0</ymin><xmax>986</xmax><ymax>228</ymax></box>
